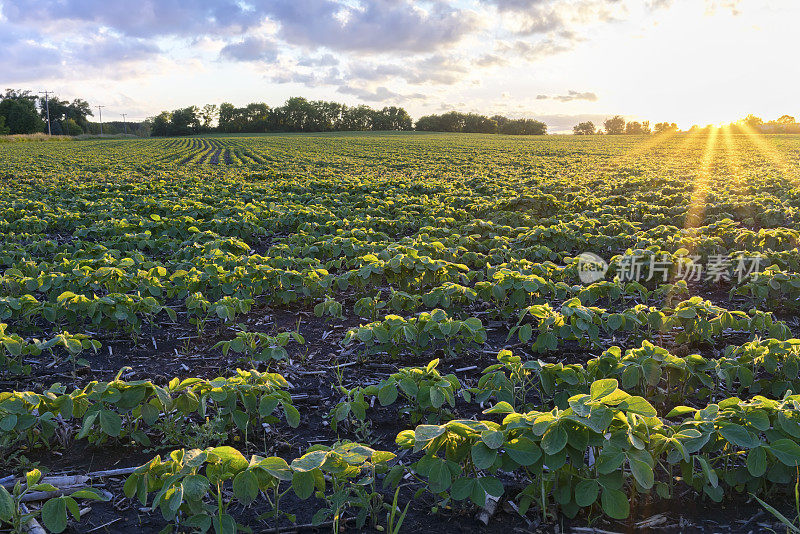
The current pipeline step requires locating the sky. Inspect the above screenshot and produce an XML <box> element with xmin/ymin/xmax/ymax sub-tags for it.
<box><xmin>1</xmin><ymin>0</ymin><xmax>797</xmax><ymax>132</ymax></box>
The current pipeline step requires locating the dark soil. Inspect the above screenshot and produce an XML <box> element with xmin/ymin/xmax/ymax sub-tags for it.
<box><xmin>10</xmin><ymin>288</ymin><xmax>800</xmax><ymax>533</ymax></box>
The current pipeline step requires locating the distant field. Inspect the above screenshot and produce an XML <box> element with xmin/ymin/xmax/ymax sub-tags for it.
<box><xmin>2</xmin><ymin>131</ymin><xmax>800</xmax><ymax>532</ymax></box>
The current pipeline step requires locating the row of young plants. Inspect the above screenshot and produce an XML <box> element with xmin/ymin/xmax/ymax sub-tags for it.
<box><xmin>330</xmin><ymin>333</ymin><xmax>800</xmax><ymax>436</ymax></box>
<box><xmin>340</xmin><ymin>294</ymin><xmax>790</xmax><ymax>362</ymax></box>
<box><xmin>0</xmin><ymin>323</ymin><xmax>99</xmax><ymax>378</ymax></box>
<box><xmin>0</xmin><ymin>368</ymin><xmax>299</xmax><ymax>452</ymax></box>
<box><xmin>123</xmin><ymin>442</ymin><xmax>399</xmax><ymax>533</ymax></box>
<box><xmin>117</xmin><ymin>375</ymin><xmax>800</xmax><ymax>533</ymax></box>
<box><xmin>508</xmin><ymin>295</ymin><xmax>790</xmax><ymax>353</ymax></box>
<box><xmin>398</xmin><ymin>379</ymin><xmax>800</xmax><ymax>521</ymax></box>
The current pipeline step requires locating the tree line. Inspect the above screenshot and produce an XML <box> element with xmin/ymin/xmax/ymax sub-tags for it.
<box><xmin>415</xmin><ymin>112</ymin><xmax>547</xmax><ymax>135</ymax></box>
<box><xmin>574</xmin><ymin>114</ymin><xmax>799</xmax><ymax>135</ymax></box>
<box><xmin>0</xmin><ymin>90</ymin><xmax>94</xmax><ymax>135</ymax></box>
<box><xmin>149</xmin><ymin>97</ymin><xmax>414</xmax><ymax>136</ymax></box>
<box><xmin>148</xmin><ymin>99</ymin><xmax>549</xmax><ymax>136</ymax></box>
<box><xmin>573</xmin><ymin>116</ymin><xmax>679</xmax><ymax>135</ymax></box>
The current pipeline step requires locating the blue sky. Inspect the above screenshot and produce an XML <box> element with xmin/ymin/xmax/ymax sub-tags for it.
<box><xmin>1</xmin><ymin>0</ymin><xmax>797</xmax><ymax>132</ymax></box>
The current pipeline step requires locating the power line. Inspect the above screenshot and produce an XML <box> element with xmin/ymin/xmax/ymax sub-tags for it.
<box><xmin>96</xmin><ymin>105</ymin><xmax>106</xmax><ymax>135</ymax></box>
<box><xmin>38</xmin><ymin>91</ymin><xmax>53</xmax><ymax>135</ymax></box>
<box><xmin>121</xmin><ymin>113</ymin><xmax>127</xmax><ymax>135</ymax></box>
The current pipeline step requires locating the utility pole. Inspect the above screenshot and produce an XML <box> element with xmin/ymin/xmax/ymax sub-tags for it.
<box><xmin>121</xmin><ymin>113</ymin><xmax>127</xmax><ymax>135</ymax></box>
<box><xmin>96</xmin><ymin>105</ymin><xmax>105</xmax><ymax>135</ymax></box>
<box><xmin>38</xmin><ymin>91</ymin><xmax>52</xmax><ymax>135</ymax></box>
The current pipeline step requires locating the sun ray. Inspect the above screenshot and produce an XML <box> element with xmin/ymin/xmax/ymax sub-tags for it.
<box><xmin>720</xmin><ymin>125</ymin><xmax>746</xmax><ymax>192</ymax></box>
<box><xmin>735</xmin><ymin>123</ymin><xmax>800</xmax><ymax>186</ymax></box>
<box><xmin>684</xmin><ymin>127</ymin><xmax>719</xmax><ymax>231</ymax></box>
<box><xmin>619</xmin><ymin>128</ymin><xmax>681</xmax><ymax>160</ymax></box>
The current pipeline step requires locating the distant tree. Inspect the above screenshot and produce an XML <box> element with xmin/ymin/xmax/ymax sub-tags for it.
<box><xmin>498</xmin><ymin>118</ymin><xmax>547</xmax><ymax>135</ymax></box>
<box><xmin>199</xmin><ymin>104</ymin><xmax>219</xmax><ymax>131</ymax></box>
<box><xmin>625</xmin><ymin>121</ymin><xmax>648</xmax><ymax>135</ymax></box>
<box><xmin>438</xmin><ymin>111</ymin><xmax>466</xmax><ymax>132</ymax></box>
<box><xmin>218</xmin><ymin>103</ymin><xmax>236</xmax><ymax>132</ymax></box>
<box><xmin>37</xmin><ymin>96</ymin><xmax>92</xmax><ymax>134</ymax></box>
<box><xmin>63</xmin><ymin>118</ymin><xmax>83</xmax><ymax>136</ymax></box>
<box><xmin>572</xmin><ymin>121</ymin><xmax>595</xmax><ymax>135</ymax></box>
<box><xmin>415</xmin><ymin>114</ymin><xmax>442</xmax><ymax>131</ymax></box>
<box><xmin>603</xmin><ymin>115</ymin><xmax>625</xmax><ymax>135</ymax></box>
<box><xmin>169</xmin><ymin>106</ymin><xmax>201</xmax><ymax>136</ymax></box>
<box><xmin>0</xmin><ymin>90</ymin><xmax>45</xmax><ymax>134</ymax></box>
<box><xmin>776</xmin><ymin>115</ymin><xmax>796</xmax><ymax>124</ymax></box>
<box><xmin>0</xmin><ymin>115</ymin><xmax>8</xmax><ymax>135</ymax></box>
<box><xmin>150</xmin><ymin>111</ymin><xmax>172</xmax><ymax>137</ymax></box>
<box><xmin>741</xmin><ymin>114</ymin><xmax>764</xmax><ymax>127</ymax></box>
<box><xmin>463</xmin><ymin>113</ymin><xmax>498</xmax><ymax>133</ymax></box>
<box><xmin>372</xmin><ymin>106</ymin><xmax>413</xmax><ymax>130</ymax></box>
<box><xmin>416</xmin><ymin>112</ymin><xmax>545</xmax><ymax>135</ymax></box>
<box><xmin>654</xmin><ymin>122</ymin><xmax>678</xmax><ymax>134</ymax></box>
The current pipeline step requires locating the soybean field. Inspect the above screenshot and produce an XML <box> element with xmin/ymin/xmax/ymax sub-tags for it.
<box><xmin>2</xmin><ymin>131</ymin><xmax>800</xmax><ymax>533</ymax></box>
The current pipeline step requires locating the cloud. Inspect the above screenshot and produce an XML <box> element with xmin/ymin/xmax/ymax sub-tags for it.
<box><xmin>262</xmin><ymin>0</ymin><xmax>479</xmax><ymax>53</ymax></box>
<box><xmin>73</xmin><ymin>36</ymin><xmax>159</xmax><ymax>64</ymax></box>
<box><xmin>481</xmin><ymin>0</ymin><xmax>625</xmax><ymax>36</ymax></box>
<box><xmin>0</xmin><ymin>24</ymin><xmax>159</xmax><ymax>83</ymax></box>
<box><xmin>479</xmin><ymin>0</ymin><xmax>551</xmax><ymax>12</ymax></box>
<box><xmin>337</xmin><ymin>85</ymin><xmax>425</xmax><ymax>102</ymax></box>
<box><xmin>346</xmin><ymin>54</ymin><xmax>470</xmax><ymax>86</ymax></box>
<box><xmin>497</xmin><ymin>38</ymin><xmax>575</xmax><ymax>60</ymax></box>
<box><xmin>537</xmin><ymin>90</ymin><xmax>599</xmax><ymax>102</ymax></box>
<box><xmin>1</xmin><ymin>0</ymin><xmax>261</xmax><ymax>37</ymax></box>
<box><xmin>297</xmin><ymin>54</ymin><xmax>339</xmax><ymax>67</ymax></box>
<box><xmin>474</xmin><ymin>54</ymin><xmax>507</xmax><ymax>67</ymax></box>
<box><xmin>220</xmin><ymin>37</ymin><xmax>278</xmax><ymax>62</ymax></box>
<box><xmin>271</xmin><ymin>71</ymin><xmax>321</xmax><ymax>85</ymax></box>
<box><xmin>0</xmin><ymin>30</ymin><xmax>62</xmax><ymax>82</ymax></box>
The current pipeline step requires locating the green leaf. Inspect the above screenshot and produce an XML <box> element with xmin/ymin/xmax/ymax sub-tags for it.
<box><xmin>629</xmin><ymin>457</ymin><xmax>654</xmax><ymax>489</ymax></box>
<box><xmin>210</xmin><ymin>446</ymin><xmax>249</xmax><ymax>472</ymax></box>
<box><xmin>574</xmin><ymin>479</ymin><xmax>599</xmax><ymax>507</ymax></box>
<box><xmin>41</xmin><ymin>497</ymin><xmax>68</xmax><ymax>533</ymax></box>
<box><xmin>617</xmin><ymin>396</ymin><xmax>657</xmax><ymax>417</ymax></box>
<box><xmin>99</xmin><ymin>410</ymin><xmax>122</xmax><ymax>437</ymax></box>
<box><xmin>181</xmin><ymin>475</ymin><xmax>209</xmax><ymax>502</ymax></box>
<box><xmin>0</xmin><ymin>487</ymin><xmax>13</xmax><ymax>522</ymax></box>
<box><xmin>291</xmin><ymin>450</ymin><xmax>329</xmax><ymax>472</ymax></box>
<box><xmin>471</xmin><ymin>442</ymin><xmax>497</xmax><ymax>470</ymax></box>
<box><xmin>378</xmin><ymin>384</ymin><xmax>398</xmax><ymax>406</ymax></box>
<box><xmin>233</xmin><ymin>471</ymin><xmax>259</xmax><ymax>505</ymax></box>
<box><xmin>428</xmin><ymin>460</ymin><xmax>452</xmax><ymax>493</ymax></box>
<box><xmin>212</xmin><ymin>513</ymin><xmax>236</xmax><ymax>534</ymax></box>
<box><xmin>292</xmin><ymin>471</ymin><xmax>315</xmax><ymax>499</ymax></box>
<box><xmin>747</xmin><ymin>446</ymin><xmax>767</xmax><ymax>477</ymax></box>
<box><xmin>451</xmin><ymin>477</ymin><xmax>474</xmax><ymax>501</ymax></box>
<box><xmin>480</xmin><ymin>430</ymin><xmax>505</xmax><ymax>450</ymax></box>
<box><xmin>283</xmin><ymin>404</ymin><xmax>300</xmax><ymax>428</ymax></box>
<box><xmin>69</xmin><ymin>489</ymin><xmax>109</xmax><ymax>501</ymax></box>
<box><xmin>541</xmin><ymin>424</ymin><xmax>567</xmax><ymax>455</ymax></box>
<box><xmin>477</xmin><ymin>476</ymin><xmax>504</xmax><ymax>498</ymax></box>
<box><xmin>666</xmin><ymin>406</ymin><xmax>697</xmax><ymax>418</ymax></box>
<box><xmin>414</xmin><ymin>425</ymin><xmax>446</xmax><ymax>442</ymax></box>
<box><xmin>504</xmin><ymin>437</ymin><xmax>542</xmax><ymax>466</ymax></box>
<box><xmin>590</xmin><ymin>379</ymin><xmax>618</xmax><ymax>401</ymax></box>
<box><xmin>601</xmin><ymin>488</ymin><xmax>630</xmax><ymax>519</ymax></box>
<box><xmin>483</xmin><ymin>401</ymin><xmax>515</xmax><ymax>414</ymax></box>
<box><xmin>719</xmin><ymin>423</ymin><xmax>760</xmax><ymax>449</ymax></box>
<box><xmin>769</xmin><ymin>439</ymin><xmax>800</xmax><ymax>467</ymax></box>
